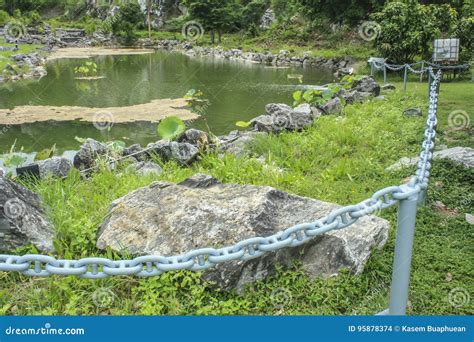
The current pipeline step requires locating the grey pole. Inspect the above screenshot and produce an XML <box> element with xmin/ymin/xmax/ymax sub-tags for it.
<box><xmin>388</xmin><ymin>190</ymin><xmax>419</xmax><ymax>315</ymax></box>
<box><xmin>383</xmin><ymin>65</ymin><xmax>387</xmax><ymax>84</ymax></box>
<box><xmin>420</xmin><ymin>62</ymin><xmax>424</xmax><ymax>82</ymax></box>
<box><xmin>403</xmin><ymin>65</ymin><xmax>408</xmax><ymax>92</ymax></box>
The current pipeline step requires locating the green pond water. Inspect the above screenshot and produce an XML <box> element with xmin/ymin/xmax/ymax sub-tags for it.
<box><xmin>0</xmin><ymin>50</ymin><xmax>333</xmax><ymax>156</ymax></box>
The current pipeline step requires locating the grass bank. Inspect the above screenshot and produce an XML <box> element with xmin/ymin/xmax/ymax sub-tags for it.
<box><xmin>0</xmin><ymin>82</ymin><xmax>472</xmax><ymax>315</ymax></box>
<box><xmin>0</xmin><ymin>38</ymin><xmax>42</xmax><ymax>72</ymax></box>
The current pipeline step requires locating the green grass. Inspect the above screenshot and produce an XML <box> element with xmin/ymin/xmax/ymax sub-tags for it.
<box><xmin>0</xmin><ymin>38</ymin><xmax>42</xmax><ymax>73</ymax></box>
<box><xmin>0</xmin><ymin>83</ymin><xmax>472</xmax><ymax>315</ymax></box>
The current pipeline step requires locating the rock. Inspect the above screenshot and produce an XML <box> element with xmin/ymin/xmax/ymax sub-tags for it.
<box><xmin>122</xmin><ymin>144</ymin><xmax>148</xmax><ymax>161</ymax></box>
<box><xmin>265</xmin><ymin>103</ymin><xmax>292</xmax><ymax>117</ymax></box>
<box><xmin>352</xmin><ymin>76</ymin><xmax>380</xmax><ymax>96</ymax></box>
<box><xmin>97</xmin><ymin>174</ymin><xmax>390</xmax><ymax>293</ymax></box>
<box><xmin>381</xmin><ymin>83</ymin><xmax>396</xmax><ymax>91</ymax></box>
<box><xmin>178</xmin><ymin>129</ymin><xmax>210</xmax><ymax>150</ymax></box>
<box><xmin>320</xmin><ymin>97</ymin><xmax>343</xmax><ymax>114</ymax></box>
<box><xmin>36</xmin><ymin>157</ymin><xmax>73</xmax><ymax>178</ymax></box>
<box><xmin>73</xmin><ymin>138</ymin><xmax>110</xmax><ymax>171</ymax></box>
<box><xmin>375</xmin><ymin>95</ymin><xmax>386</xmax><ymax>101</ymax></box>
<box><xmin>387</xmin><ymin>147</ymin><xmax>474</xmax><ymax>171</ymax></box>
<box><xmin>218</xmin><ymin>130</ymin><xmax>265</xmax><ymax>156</ymax></box>
<box><xmin>293</xmin><ymin>103</ymin><xmax>312</xmax><ymax>117</ymax></box>
<box><xmin>251</xmin><ymin>115</ymin><xmax>275</xmax><ymax>133</ymax></box>
<box><xmin>466</xmin><ymin>214</ymin><xmax>474</xmax><ymax>225</ymax></box>
<box><xmin>0</xmin><ymin>177</ymin><xmax>54</xmax><ymax>252</ymax></box>
<box><xmin>127</xmin><ymin>161</ymin><xmax>163</xmax><ymax>177</ymax></box>
<box><xmin>147</xmin><ymin>141</ymin><xmax>199</xmax><ymax>165</ymax></box>
<box><xmin>403</xmin><ymin>108</ymin><xmax>422</xmax><ymax>117</ymax></box>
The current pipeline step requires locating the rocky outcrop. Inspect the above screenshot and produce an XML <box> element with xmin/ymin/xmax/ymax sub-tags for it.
<box><xmin>178</xmin><ymin>129</ymin><xmax>211</xmax><ymax>150</ymax></box>
<box><xmin>0</xmin><ymin>177</ymin><xmax>54</xmax><ymax>252</ymax></box>
<box><xmin>37</xmin><ymin>157</ymin><xmax>73</xmax><ymax>178</ymax></box>
<box><xmin>146</xmin><ymin>141</ymin><xmax>199</xmax><ymax>165</ymax></box>
<box><xmin>97</xmin><ymin>174</ymin><xmax>390</xmax><ymax>293</ymax></box>
<box><xmin>387</xmin><ymin>147</ymin><xmax>474</xmax><ymax>171</ymax></box>
<box><xmin>218</xmin><ymin>130</ymin><xmax>267</xmax><ymax>156</ymax></box>
<box><xmin>251</xmin><ymin>103</ymin><xmax>315</xmax><ymax>133</ymax></box>
<box><xmin>73</xmin><ymin>138</ymin><xmax>111</xmax><ymax>172</ymax></box>
<box><xmin>352</xmin><ymin>76</ymin><xmax>380</xmax><ymax>97</ymax></box>
<box><xmin>126</xmin><ymin>161</ymin><xmax>163</xmax><ymax>176</ymax></box>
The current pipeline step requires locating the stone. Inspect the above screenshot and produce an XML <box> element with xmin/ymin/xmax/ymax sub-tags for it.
<box><xmin>147</xmin><ymin>141</ymin><xmax>199</xmax><ymax>165</ymax></box>
<box><xmin>127</xmin><ymin>161</ymin><xmax>163</xmax><ymax>177</ymax></box>
<box><xmin>293</xmin><ymin>103</ymin><xmax>312</xmax><ymax>117</ymax></box>
<box><xmin>73</xmin><ymin>138</ymin><xmax>110</xmax><ymax>171</ymax></box>
<box><xmin>36</xmin><ymin>157</ymin><xmax>73</xmax><ymax>178</ymax></box>
<box><xmin>387</xmin><ymin>147</ymin><xmax>474</xmax><ymax>171</ymax></box>
<box><xmin>122</xmin><ymin>144</ymin><xmax>148</xmax><ymax>161</ymax></box>
<box><xmin>352</xmin><ymin>76</ymin><xmax>380</xmax><ymax>96</ymax></box>
<box><xmin>97</xmin><ymin>174</ymin><xmax>390</xmax><ymax>293</ymax></box>
<box><xmin>320</xmin><ymin>97</ymin><xmax>343</xmax><ymax>114</ymax></box>
<box><xmin>403</xmin><ymin>108</ymin><xmax>422</xmax><ymax>117</ymax></box>
<box><xmin>381</xmin><ymin>83</ymin><xmax>396</xmax><ymax>91</ymax></box>
<box><xmin>466</xmin><ymin>214</ymin><xmax>474</xmax><ymax>225</ymax></box>
<box><xmin>375</xmin><ymin>95</ymin><xmax>386</xmax><ymax>101</ymax></box>
<box><xmin>265</xmin><ymin>103</ymin><xmax>292</xmax><ymax>117</ymax></box>
<box><xmin>218</xmin><ymin>130</ymin><xmax>265</xmax><ymax>156</ymax></box>
<box><xmin>178</xmin><ymin>129</ymin><xmax>210</xmax><ymax>150</ymax></box>
<box><xmin>0</xmin><ymin>177</ymin><xmax>54</xmax><ymax>252</ymax></box>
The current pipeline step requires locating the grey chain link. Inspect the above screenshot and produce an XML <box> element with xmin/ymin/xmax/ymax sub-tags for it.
<box><xmin>0</xmin><ymin>69</ymin><xmax>442</xmax><ymax>279</ymax></box>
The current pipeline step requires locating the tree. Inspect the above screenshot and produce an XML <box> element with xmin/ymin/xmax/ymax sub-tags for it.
<box><xmin>182</xmin><ymin>0</ymin><xmax>242</xmax><ymax>43</ymax></box>
<box><xmin>111</xmin><ymin>2</ymin><xmax>144</xmax><ymax>46</ymax></box>
<box><xmin>371</xmin><ymin>1</ymin><xmax>456</xmax><ymax>63</ymax></box>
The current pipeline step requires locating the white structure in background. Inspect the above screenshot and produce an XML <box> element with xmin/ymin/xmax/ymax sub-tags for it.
<box><xmin>433</xmin><ymin>38</ymin><xmax>460</xmax><ymax>63</ymax></box>
<box><xmin>260</xmin><ymin>9</ymin><xmax>275</xmax><ymax>29</ymax></box>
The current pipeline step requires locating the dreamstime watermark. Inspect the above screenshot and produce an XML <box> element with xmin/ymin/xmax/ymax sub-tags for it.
<box><xmin>181</xmin><ymin>21</ymin><xmax>204</xmax><ymax>41</ymax></box>
<box><xmin>93</xmin><ymin>111</ymin><xmax>115</xmax><ymax>131</ymax></box>
<box><xmin>4</xmin><ymin>323</ymin><xmax>85</xmax><ymax>336</ymax></box>
<box><xmin>358</xmin><ymin>21</ymin><xmax>381</xmax><ymax>41</ymax></box>
<box><xmin>270</xmin><ymin>287</ymin><xmax>292</xmax><ymax>309</ymax></box>
<box><xmin>4</xmin><ymin>21</ymin><xmax>27</xmax><ymax>41</ymax></box>
<box><xmin>448</xmin><ymin>110</ymin><xmax>470</xmax><ymax>130</ymax></box>
<box><xmin>3</xmin><ymin>198</ymin><xmax>27</xmax><ymax>220</ymax></box>
<box><xmin>92</xmin><ymin>287</ymin><xmax>116</xmax><ymax>308</ymax></box>
<box><xmin>448</xmin><ymin>287</ymin><xmax>470</xmax><ymax>308</ymax></box>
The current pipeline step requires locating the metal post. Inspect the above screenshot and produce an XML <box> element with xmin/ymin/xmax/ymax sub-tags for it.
<box><xmin>419</xmin><ymin>62</ymin><xmax>424</xmax><ymax>82</ymax></box>
<box><xmin>370</xmin><ymin>62</ymin><xmax>374</xmax><ymax>76</ymax></box>
<box><xmin>388</xmin><ymin>191</ymin><xmax>419</xmax><ymax>315</ymax></box>
<box><xmin>383</xmin><ymin>65</ymin><xmax>387</xmax><ymax>84</ymax></box>
<box><xmin>427</xmin><ymin>70</ymin><xmax>432</xmax><ymax>99</ymax></box>
<box><xmin>403</xmin><ymin>65</ymin><xmax>408</xmax><ymax>93</ymax></box>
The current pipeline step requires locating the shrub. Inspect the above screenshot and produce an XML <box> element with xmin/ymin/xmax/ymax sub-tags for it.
<box><xmin>0</xmin><ymin>9</ymin><xmax>9</xmax><ymax>25</ymax></box>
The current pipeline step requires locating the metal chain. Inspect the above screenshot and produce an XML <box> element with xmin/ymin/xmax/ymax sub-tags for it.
<box><xmin>0</xmin><ymin>69</ymin><xmax>443</xmax><ymax>279</ymax></box>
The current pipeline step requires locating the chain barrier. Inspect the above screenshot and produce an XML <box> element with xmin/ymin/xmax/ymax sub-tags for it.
<box><xmin>371</xmin><ymin>60</ymin><xmax>469</xmax><ymax>75</ymax></box>
<box><xmin>0</xmin><ymin>69</ymin><xmax>442</xmax><ymax>279</ymax></box>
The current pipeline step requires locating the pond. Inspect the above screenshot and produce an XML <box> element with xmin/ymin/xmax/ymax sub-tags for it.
<box><xmin>0</xmin><ymin>50</ymin><xmax>334</xmax><ymax>155</ymax></box>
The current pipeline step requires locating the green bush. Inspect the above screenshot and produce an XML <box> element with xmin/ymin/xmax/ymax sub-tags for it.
<box><xmin>0</xmin><ymin>9</ymin><xmax>9</xmax><ymax>25</ymax></box>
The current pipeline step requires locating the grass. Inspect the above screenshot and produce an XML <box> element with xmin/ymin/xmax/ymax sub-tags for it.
<box><xmin>0</xmin><ymin>38</ymin><xmax>42</xmax><ymax>73</ymax></box>
<box><xmin>0</xmin><ymin>82</ymin><xmax>472</xmax><ymax>315</ymax></box>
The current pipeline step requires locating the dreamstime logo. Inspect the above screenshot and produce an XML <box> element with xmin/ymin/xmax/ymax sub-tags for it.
<box><xmin>93</xmin><ymin>111</ymin><xmax>114</xmax><ymax>131</ymax></box>
<box><xmin>4</xmin><ymin>21</ymin><xmax>27</xmax><ymax>41</ymax></box>
<box><xmin>92</xmin><ymin>288</ymin><xmax>116</xmax><ymax>308</ymax></box>
<box><xmin>3</xmin><ymin>198</ymin><xmax>27</xmax><ymax>220</ymax></box>
<box><xmin>448</xmin><ymin>287</ymin><xmax>470</xmax><ymax>308</ymax></box>
<box><xmin>181</xmin><ymin>21</ymin><xmax>204</xmax><ymax>41</ymax></box>
<box><xmin>270</xmin><ymin>287</ymin><xmax>292</xmax><ymax>309</ymax></box>
<box><xmin>358</xmin><ymin>21</ymin><xmax>381</xmax><ymax>41</ymax></box>
<box><xmin>448</xmin><ymin>110</ymin><xmax>470</xmax><ymax>130</ymax></box>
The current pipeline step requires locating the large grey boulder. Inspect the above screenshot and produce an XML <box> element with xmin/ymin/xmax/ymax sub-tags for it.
<box><xmin>36</xmin><ymin>157</ymin><xmax>73</xmax><ymax>178</ymax></box>
<box><xmin>320</xmin><ymin>97</ymin><xmax>343</xmax><ymax>115</ymax></box>
<box><xmin>252</xmin><ymin>103</ymin><xmax>314</xmax><ymax>133</ymax></box>
<box><xmin>387</xmin><ymin>146</ymin><xmax>474</xmax><ymax>171</ymax></box>
<box><xmin>73</xmin><ymin>138</ymin><xmax>110</xmax><ymax>171</ymax></box>
<box><xmin>352</xmin><ymin>76</ymin><xmax>380</xmax><ymax>96</ymax></box>
<box><xmin>218</xmin><ymin>130</ymin><xmax>266</xmax><ymax>156</ymax></box>
<box><xmin>97</xmin><ymin>174</ymin><xmax>390</xmax><ymax>293</ymax></box>
<box><xmin>178</xmin><ymin>129</ymin><xmax>210</xmax><ymax>150</ymax></box>
<box><xmin>0</xmin><ymin>177</ymin><xmax>54</xmax><ymax>252</ymax></box>
<box><xmin>146</xmin><ymin>141</ymin><xmax>199</xmax><ymax>165</ymax></box>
